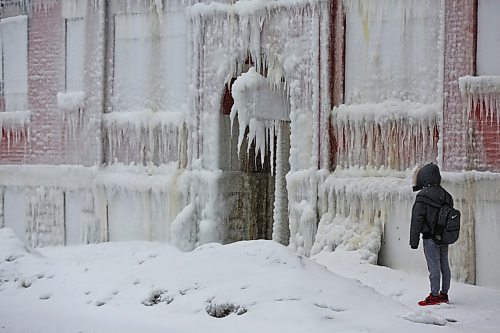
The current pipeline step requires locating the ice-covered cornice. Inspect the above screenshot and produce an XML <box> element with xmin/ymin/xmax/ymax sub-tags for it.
<box><xmin>188</xmin><ymin>0</ymin><xmax>328</xmax><ymax>17</ymax></box>
<box><xmin>331</xmin><ymin>101</ymin><xmax>440</xmax><ymax>170</ymax></box>
<box><xmin>459</xmin><ymin>75</ymin><xmax>500</xmax><ymax>123</ymax></box>
<box><xmin>103</xmin><ymin>110</ymin><xmax>185</xmax><ymax>128</ymax></box>
<box><xmin>0</xmin><ymin>110</ymin><xmax>31</xmax><ymax>127</ymax></box>
<box><xmin>459</xmin><ymin>75</ymin><xmax>500</xmax><ymax>95</ymax></box>
<box><xmin>332</xmin><ymin>101</ymin><xmax>440</xmax><ymax>125</ymax></box>
<box><xmin>0</xmin><ymin>164</ymin><xmax>98</xmax><ymax>188</ymax></box>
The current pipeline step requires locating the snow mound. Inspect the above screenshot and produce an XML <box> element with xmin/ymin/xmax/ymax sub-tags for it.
<box><xmin>0</xmin><ymin>238</ymin><xmax>420</xmax><ymax>332</ymax></box>
<box><xmin>0</xmin><ymin>228</ymin><xmax>34</xmax><ymax>262</ymax></box>
<box><xmin>403</xmin><ymin>309</ymin><xmax>448</xmax><ymax>326</ymax></box>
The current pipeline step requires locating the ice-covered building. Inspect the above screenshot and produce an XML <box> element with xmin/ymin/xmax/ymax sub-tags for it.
<box><xmin>0</xmin><ymin>0</ymin><xmax>499</xmax><ymax>288</ymax></box>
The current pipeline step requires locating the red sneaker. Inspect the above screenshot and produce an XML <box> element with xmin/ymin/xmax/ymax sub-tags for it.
<box><xmin>439</xmin><ymin>292</ymin><xmax>449</xmax><ymax>303</ymax></box>
<box><xmin>418</xmin><ymin>294</ymin><xmax>441</xmax><ymax>306</ymax></box>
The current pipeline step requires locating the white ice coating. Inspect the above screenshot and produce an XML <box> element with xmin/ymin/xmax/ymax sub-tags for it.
<box><xmin>1</xmin><ymin>15</ymin><xmax>28</xmax><ymax>113</ymax></box>
<box><xmin>95</xmin><ymin>163</ymin><xmax>193</xmax><ymax>247</ymax></box>
<box><xmin>313</xmin><ymin>171</ymin><xmax>413</xmax><ymax>262</ymax></box>
<box><xmin>103</xmin><ymin>110</ymin><xmax>186</xmax><ymax>166</ymax></box>
<box><xmin>459</xmin><ymin>75</ymin><xmax>500</xmax><ymax>124</ymax></box>
<box><xmin>332</xmin><ymin>101</ymin><xmax>440</xmax><ymax>170</ymax></box>
<box><xmin>477</xmin><ymin>0</ymin><xmax>500</xmax><ymax>76</ymax></box>
<box><xmin>313</xmin><ymin>0</ymin><xmax>444</xmax><ymax>262</ymax></box>
<box><xmin>26</xmin><ymin>186</ymin><xmax>65</xmax><ymax>247</ymax></box>
<box><xmin>344</xmin><ymin>0</ymin><xmax>442</xmax><ymax>105</ymax></box>
<box><xmin>188</xmin><ymin>0</ymin><xmax>330</xmax><ymax>250</ymax></box>
<box><xmin>57</xmin><ymin>91</ymin><xmax>85</xmax><ymax>111</ymax></box>
<box><xmin>61</xmin><ymin>0</ymin><xmax>87</xmax><ymax>19</ymax></box>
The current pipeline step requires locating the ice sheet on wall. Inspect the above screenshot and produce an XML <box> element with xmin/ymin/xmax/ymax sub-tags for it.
<box><xmin>26</xmin><ymin>187</ymin><xmax>65</xmax><ymax>247</ymax></box>
<box><xmin>95</xmin><ymin>164</ymin><xmax>194</xmax><ymax>249</ymax></box>
<box><xmin>113</xmin><ymin>9</ymin><xmax>188</xmax><ymax>112</ymax></box>
<box><xmin>65</xmin><ymin>18</ymin><xmax>86</xmax><ymax>92</ymax></box>
<box><xmin>314</xmin><ymin>173</ymin><xmax>412</xmax><ymax>263</ymax></box>
<box><xmin>108</xmin><ymin>7</ymin><xmax>189</xmax><ymax>166</ymax></box>
<box><xmin>1</xmin><ymin>15</ymin><xmax>28</xmax><ymax>112</ymax></box>
<box><xmin>344</xmin><ymin>0</ymin><xmax>443</xmax><ymax>105</ymax></box>
<box><xmin>477</xmin><ymin>0</ymin><xmax>500</xmax><ymax>76</ymax></box>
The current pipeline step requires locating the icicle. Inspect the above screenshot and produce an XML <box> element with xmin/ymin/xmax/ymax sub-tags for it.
<box><xmin>0</xmin><ymin>111</ymin><xmax>31</xmax><ymax>149</ymax></box>
<box><xmin>102</xmin><ymin>110</ymin><xmax>184</xmax><ymax>166</ymax></box>
<box><xmin>331</xmin><ymin>101</ymin><xmax>439</xmax><ymax>171</ymax></box>
<box><xmin>459</xmin><ymin>75</ymin><xmax>500</xmax><ymax>124</ymax></box>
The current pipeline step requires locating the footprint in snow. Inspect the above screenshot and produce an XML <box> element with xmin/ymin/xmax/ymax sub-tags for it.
<box><xmin>39</xmin><ymin>293</ymin><xmax>52</xmax><ymax>300</ymax></box>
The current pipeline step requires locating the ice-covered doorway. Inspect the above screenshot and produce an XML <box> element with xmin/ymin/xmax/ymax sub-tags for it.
<box><xmin>219</xmin><ymin>65</ymin><xmax>291</xmax><ymax>244</ymax></box>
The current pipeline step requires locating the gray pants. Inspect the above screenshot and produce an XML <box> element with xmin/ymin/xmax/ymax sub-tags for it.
<box><xmin>423</xmin><ymin>238</ymin><xmax>451</xmax><ymax>296</ymax></box>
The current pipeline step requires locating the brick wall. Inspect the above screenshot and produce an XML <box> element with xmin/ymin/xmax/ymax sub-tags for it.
<box><xmin>442</xmin><ymin>0</ymin><xmax>477</xmax><ymax>172</ymax></box>
<box><xmin>443</xmin><ymin>0</ymin><xmax>500</xmax><ymax>172</ymax></box>
<box><xmin>0</xmin><ymin>2</ymin><xmax>104</xmax><ymax>166</ymax></box>
<box><xmin>27</xmin><ymin>2</ymin><xmax>66</xmax><ymax>164</ymax></box>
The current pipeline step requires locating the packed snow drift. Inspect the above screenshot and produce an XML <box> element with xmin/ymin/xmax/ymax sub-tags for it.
<box><xmin>1</xmin><ymin>228</ymin><xmax>500</xmax><ymax>333</ymax></box>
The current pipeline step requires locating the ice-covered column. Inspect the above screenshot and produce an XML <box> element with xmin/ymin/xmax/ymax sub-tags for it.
<box><xmin>272</xmin><ymin>121</ymin><xmax>291</xmax><ymax>245</ymax></box>
<box><xmin>278</xmin><ymin>1</ymin><xmax>330</xmax><ymax>256</ymax></box>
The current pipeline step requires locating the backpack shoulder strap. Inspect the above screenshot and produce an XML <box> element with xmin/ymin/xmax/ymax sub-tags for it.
<box><xmin>415</xmin><ymin>195</ymin><xmax>441</xmax><ymax>208</ymax></box>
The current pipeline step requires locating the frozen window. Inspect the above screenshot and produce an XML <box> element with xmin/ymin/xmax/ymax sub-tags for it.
<box><xmin>344</xmin><ymin>0</ymin><xmax>442</xmax><ymax>104</ymax></box>
<box><xmin>0</xmin><ymin>36</ymin><xmax>4</xmax><ymax>112</ymax></box>
<box><xmin>112</xmin><ymin>10</ymin><xmax>187</xmax><ymax>112</ymax></box>
<box><xmin>477</xmin><ymin>0</ymin><xmax>500</xmax><ymax>76</ymax></box>
<box><xmin>65</xmin><ymin>18</ymin><xmax>85</xmax><ymax>92</ymax></box>
<box><xmin>113</xmin><ymin>13</ymin><xmax>151</xmax><ymax>111</ymax></box>
<box><xmin>0</xmin><ymin>15</ymin><xmax>28</xmax><ymax>112</ymax></box>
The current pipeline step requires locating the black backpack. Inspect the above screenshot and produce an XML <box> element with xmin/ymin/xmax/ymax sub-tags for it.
<box><xmin>434</xmin><ymin>205</ymin><xmax>461</xmax><ymax>244</ymax></box>
<box><xmin>416</xmin><ymin>188</ymin><xmax>461</xmax><ymax>245</ymax></box>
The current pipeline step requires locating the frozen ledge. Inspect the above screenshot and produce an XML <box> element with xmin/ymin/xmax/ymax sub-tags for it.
<box><xmin>188</xmin><ymin>0</ymin><xmax>327</xmax><ymax>17</ymax></box>
<box><xmin>57</xmin><ymin>91</ymin><xmax>85</xmax><ymax>112</ymax></box>
<box><xmin>0</xmin><ymin>110</ymin><xmax>31</xmax><ymax>127</ymax></box>
<box><xmin>459</xmin><ymin>76</ymin><xmax>500</xmax><ymax>95</ymax></box>
<box><xmin>0</xmin><ymin>165</ymin><xmax>98</xmax><ymax>189</ymax></box>
<box><xmin>317</xmin><ymin>169</ymin><xmax>500</xmax><ymax>201</ymax></box>
<box><xmin>95</xmin><ymin>163</ymin><xmax>185</xmax><ymax>192</ymax></box>
<box><xmin>332</xmin><ymin>101</ymin><xmax>440</xmax><ymax>124</ymax></box>
<box><xmin>320</xmin><ymin>173</ymin><xmax>413</xmax><ymax>200</ymax></box>
<box><xmin>103</xmin><ymin>110</ymin><xmax>185</xmax><ymax>128</ymax></box>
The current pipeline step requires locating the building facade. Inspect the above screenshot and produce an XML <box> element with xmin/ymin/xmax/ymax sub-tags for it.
<box><xmin>0</xmin><ymin>0</ymin><xmax>499</xmax><ymax>287</ymax></box>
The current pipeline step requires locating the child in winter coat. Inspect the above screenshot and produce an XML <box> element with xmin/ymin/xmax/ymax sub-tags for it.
<box><xmin>410</xmin><ymin>163</ymin><xmax>454</xmax><ymax>306</ymax></box>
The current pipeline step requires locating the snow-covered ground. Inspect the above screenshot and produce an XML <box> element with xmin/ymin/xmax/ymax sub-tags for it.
<box><xmin>0</xmin><ymin>227</ymin><xmax>499</xmax><ymax>333</ymax></box>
